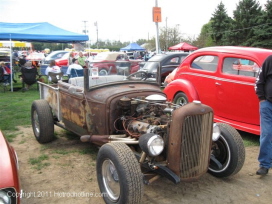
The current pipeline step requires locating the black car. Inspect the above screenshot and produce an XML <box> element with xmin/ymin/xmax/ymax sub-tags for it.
<box><xmin>140</xmin><ymin>52</ymin><xmax>188</xmax><ymax>84</ymax></box>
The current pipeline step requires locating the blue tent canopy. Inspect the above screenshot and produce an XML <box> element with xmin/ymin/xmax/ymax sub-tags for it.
<box><xmin>0</xmin><ymin>22</ymin><xmax>88</xmax><ymax>92</ymax></box>
<box><xmin>120</xmin><ymin>42</ymin><xmax>145</xmax><ymax>51</ymax></box>
<box><xmin>0</xmin><ymin>22</ymin><xmax>89</xmax><ymax>43</ymax></box>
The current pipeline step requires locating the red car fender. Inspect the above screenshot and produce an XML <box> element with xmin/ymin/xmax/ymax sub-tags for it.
<box><xmin>0</xmin><ymin>131</ymin><xmax>20</xmax><ymax>202</ymax></box>
<box><xmin>163</xmin><ymin>79</ymin><xmax>199</xmax><ymax>102</ymax></box>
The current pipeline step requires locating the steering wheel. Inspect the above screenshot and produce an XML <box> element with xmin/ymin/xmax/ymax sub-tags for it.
<box><xmin>126</xmin><ymin>71</ymin><xmax>148</xmax><ymax>81</ymax></box>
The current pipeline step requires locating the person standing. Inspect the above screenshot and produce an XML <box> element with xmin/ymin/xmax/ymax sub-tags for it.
<box><xmin>68</xmin><ymin>52</ymin><xmax>74</xmax><ymax>65</ymax></box>
<box><xmin>19</xmin><ymin>55</ymin><xmax>27</xmax><ymax>67</ymax></box>
<box><xmin>77</xmin><ymin>51</ymin><xmax>87</xmax><ymax>68</ymax></box>
<box><xmin>12</xmin><ymin>50</ymin><xmax>19</xmax><ymax>65</ymax></box>
<box><xmin>255</xmin><ymin>55</ymin><xmax>272</xmax><ymax>175</ymax></box>
<box><xmin>133</xmin><ymin>51</ymin><xmax>137</xmax><ymax>59</ymax></box>
<box><xmin>144</xmin><ymin>52</ymin><xmax>149</xmax><ymax>61</ymax></box>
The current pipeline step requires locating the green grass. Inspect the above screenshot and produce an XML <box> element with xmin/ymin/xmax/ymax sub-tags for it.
<box><xmin>0</xmin><ymin>85</ymin><xmax>39</xmax><ymax>131</ymax></box>
<box><xmin>28</xmin><ymin>154</ymin><xmax>50</xmax><ymax>170</ymax></box>
<box><xmin>4</xmin><ymin>132</ymin><xmax>18</xmax><ymax>142</ymax></box>
<box><xmin>240</xmin><ymin>131</ymin><xmax>260</xmax><ymax>147</ymax></box>
<box><xmin>52</xmin><ymin>149</ymin><xmax>75</xmax><ymax>155</ymax></box>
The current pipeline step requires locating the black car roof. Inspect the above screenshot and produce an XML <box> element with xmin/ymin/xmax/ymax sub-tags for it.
<box><xmin>149</xmin><ymin>52</ymin><xmax>189</xmax><ymax>61</ymax></box>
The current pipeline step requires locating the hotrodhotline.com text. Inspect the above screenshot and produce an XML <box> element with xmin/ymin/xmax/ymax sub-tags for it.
<box><xmin>9</xmin><ymin>190</ymin><xmax>106</xmax><ymax>198</ymax></box>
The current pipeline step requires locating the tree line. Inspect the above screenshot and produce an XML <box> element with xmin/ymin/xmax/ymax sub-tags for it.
<box><xmin>32</xmin><ymin>0</ymin><xmax>272</xmax><ymax>52</ymax></box>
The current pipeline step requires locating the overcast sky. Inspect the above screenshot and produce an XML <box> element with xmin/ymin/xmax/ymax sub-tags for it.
<box><xmin>0</xmin><ymin>0</ymin><xmax>268</xmax><ymax>43</ymax></box>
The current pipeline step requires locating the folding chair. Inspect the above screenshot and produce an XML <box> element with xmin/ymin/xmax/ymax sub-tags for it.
<box><xmin>48</xmin><ymin>72</ymin><xmax>64</xmax><ymax>83</ymax></box>
<box><xmin>70</xmin><ymin>69</ymin><xmax>84</xmax><ymax>78</ymax></box>
<box><xmin>0</xmin><ymin>71</ymin><xmax>10</xmax><ymax>93</ymax></box>
<box><xmin>20</xmin><ymin>67</ymin><xmax>40</xmax><ymax>91</ymax></box>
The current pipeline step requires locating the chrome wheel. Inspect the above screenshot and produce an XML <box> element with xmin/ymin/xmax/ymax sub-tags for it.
<box><xmin>208</xmin><ymin>123</ymin><xmax>245</xmax><ymax>177</ymax></box>
<box><xmin>176</xmin><ymin>96</ymin><xmax>187</xmax><ymax>106</ymax></box>
<box><xmin>33</xmin><ymin>110</ymin><xmax>40</xmax><ymax>137</ymax></box>
<box><xmin>209</xmin><ymin>135</ymin><xmax>231</xmax><ymax>173</ymax></box>
<box><xmin>102</xmin><ymin>159</ymin><xmax>120</xmax><ymax>201</ymax></box>
<box><xmin>99</xmin><ymin>69</ymin><xmax>108</xmax><ymax>76</ymax></box>
<box><xmin>174</xmin><ymin>92</ymin><xmax>189</xmax><ymax>106</ymax></box>
<box><xmin>97</xmin><ymin>143</ymin><xmax>144</xmax><ymax>203</ymax></box>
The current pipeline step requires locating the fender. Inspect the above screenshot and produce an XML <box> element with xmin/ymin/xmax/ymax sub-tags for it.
<box><xmin>0</xmin><ymin>131</ymin><xmax>20</xmax><ymax>194</ymax></box>
<box><xmin>163</xmin><ymin>79</ymin><xmax>199</xmax><ymax>102</ymax></box>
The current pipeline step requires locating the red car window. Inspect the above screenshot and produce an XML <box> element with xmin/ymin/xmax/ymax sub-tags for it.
<box><xmin>191</xmin><ymin>55</ymin><xmax>218</xmax><ymax>72</ymax></box>
<box><xmin>222</xmin><ymin>57</ymin><xmax>260</xmax><ymax>77</ymax></box>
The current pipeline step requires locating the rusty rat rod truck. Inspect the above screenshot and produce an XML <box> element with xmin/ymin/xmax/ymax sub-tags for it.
<box><xmin>31</xmin><ymin>62</ymin><xmax>245</xmax><ymax>204</ymax></box>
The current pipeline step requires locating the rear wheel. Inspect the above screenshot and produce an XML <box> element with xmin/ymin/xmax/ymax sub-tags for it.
<box><xmin>208</xmin><ymin>123</ymin><xmax>245</xmax><ymax>177</ymax></box>
<box><xmin>173</xmin><ymin>92</ymin><xmax>189</xmax><ymax>106</ymax></box>
<box><xmin>99</xmin><ymin>68</ymin><xmax>108</xmax><ymax>76</ymax></box>
<box><xmin>97</xmin><ymin>143</ymin><xmax>143</xmax><ymax>204</ymax></box>
<box><xmin>31</xmin><ymin>99</ymin><xmax>54</xmax><ymax>143</ymax></box>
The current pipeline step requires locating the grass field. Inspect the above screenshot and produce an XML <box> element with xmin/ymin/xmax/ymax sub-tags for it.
<box><xmin>0</xmin><ymin>78</ymin><xmax>40</xmax><ymax>139</ymax></box>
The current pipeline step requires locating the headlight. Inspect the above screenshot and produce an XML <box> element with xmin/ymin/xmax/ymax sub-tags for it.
<box><xmin>212</xmin><ymin>123</ymin><xmax>221</xmax><ymax>141</ymax></box>
<box><xmin>139</xmin><ymin>133</ymin><xmax>164</xmax><ymax>156</ymax></box>
<box><xmin>0</xmin><ymin>188</ymin><xmax>17</xmax><ymax>204</ymax></box>
<box><xmin>0</xmin><ymin>190</ymin><xmax>11</xmax><ymax>204</ymax></box>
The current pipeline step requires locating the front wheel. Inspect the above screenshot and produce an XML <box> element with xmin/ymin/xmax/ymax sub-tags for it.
<box><xmin>31</xmin><ymin>99</ymin><xmax>55</xmax><ymax>143</ymax></box>
<box><xmin>96</xmin><ymin>143</ymin><xmax>143</xmax><ymax>204</ymax></box>
<box><xmin>173</xmin><ymin>92</ymin><xmax>189</xmax><ymax>106</ymax></box>
<box><xmin>208</xmin><ymin>123</ymin><xmax>245</xmax><ymax>177</ymax></box>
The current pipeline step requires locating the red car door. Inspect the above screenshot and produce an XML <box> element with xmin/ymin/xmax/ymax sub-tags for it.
<box><xmin>185</xmin><ymin>55</ymin><xmax>219</xmax><ymax>109</ymax></box>
<box><xmin>214</xmin><ymin>56</ymin><xmax>260</xmax><ymax>125</ymax></box>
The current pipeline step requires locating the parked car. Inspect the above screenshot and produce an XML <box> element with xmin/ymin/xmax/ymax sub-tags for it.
<box><xmin>89</xmin><ymin>52</ymin><xmax>142</xmax><ymax>75</ymax></box>
<box><xmin>140</xmin><ymin>52</ymin><xmax>189</xmax><ymax>84</ymax></box>
<box><xmin>55</xmin><ymin>52</ymin><xmax>70</xmax><ymax>67</ymax></box>
<box><xmin>18</xmin><ymin>50</ymin><xmax>29</xmax><ymax>57</ymax></box>
<box><xmin>25</xmin><ymin>52</ymin><xmax>45</xmax><ymax>66</ymax></box>
<box><xmin>0</xmin><ymin>131</ymin><xmax>21</xmax><ymax>204</ymax></box>
<box><xmin>55</xmin><ymin>51</ymin><xmax>92</xmax><ymax>67</ymax></box>
<box><xmin>163</xmin><ymin>67</ymin><xmax>178</xmax><ymax>86</ymax></box>
<box><xmin>0</xmin><ymin>48</ymin><xmax>10</xmax><ymax>57</ymax></box>
<box><xmin>164</xmin><ymin>46</ymin><xmax>272</xmax><ymax>135</ymax></box>
<box><xmin>31</xmin><ymin>63</ymin><xmax>245</xmax><ymax>203</ymax></box>
<box><xmin>42</xmin><ymin>50</ymin><xmax>69</xmax><ymax>65</ymax></box>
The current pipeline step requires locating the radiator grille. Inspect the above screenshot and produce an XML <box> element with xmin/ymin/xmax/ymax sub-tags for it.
<box><xmin>180</xmin><ymin>112</ymin><xmax>213</xmax><ymax>179</ymax></box>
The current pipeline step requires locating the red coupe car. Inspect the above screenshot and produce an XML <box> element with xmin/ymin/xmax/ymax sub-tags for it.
<box><xmin>0</xmin><ymin>131</ymin><xmax>21</xmax><ymax>203</ymax></box>
<box><xmin>164</xmin><ymin>46</ymin><xmax>272</xmax><ymax>135</ymax></box>
<box><xmin>90</xmin><ymin>52</ymin><xmax>142</xmax><ymax>75</ymax></box>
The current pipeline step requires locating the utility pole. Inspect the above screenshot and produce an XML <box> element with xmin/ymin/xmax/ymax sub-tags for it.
<box><xmin>166</xmin><ymin>17</ymin><xmax>168</xmax><ymax>51</ymax></box>
<box><xmin>82</xmin><ymin>20</ymin><xmax>88</xmax><ymax>49</ymax></box>
<box><xmin>94</xmin><ymin>21</ymin><xmax>99</xmax><ymax>49</ymax></box>
<box><xmin>153</xmin><ymin>0</ymin><xmax>161</xmax><ymax>54</ymax></box>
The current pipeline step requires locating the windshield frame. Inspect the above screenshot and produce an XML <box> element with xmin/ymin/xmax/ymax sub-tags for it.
<box><xmin>79</xmin><ymin>61</ymin><xmax>161</xmax><ymax>91</ymax></box>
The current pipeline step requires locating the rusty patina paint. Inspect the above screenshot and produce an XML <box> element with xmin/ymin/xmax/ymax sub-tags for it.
<box><xmin>167</xmin><ymin>102</ymin><xmax>213</xmax><ymax>179</ymax></box>
<box><xmin>57</xmin><ymin>82</ymin><xmax>162</xmax><ymax>137</ymax></box>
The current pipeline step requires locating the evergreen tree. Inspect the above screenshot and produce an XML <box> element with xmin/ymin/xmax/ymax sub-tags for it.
<box><xmin>229</xmin><ymin>0</ymin><xmax>262</xmax><ymax>46</ymax></box>
<box><xmin>252</xmin><ymin>0</ymin><xmax>272</xmax><ymax>48</ymax></box>
<box><xmin>210</xmin><ymin>1</ymin><xmax>232</xmax><ymax>45</ymax></box>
